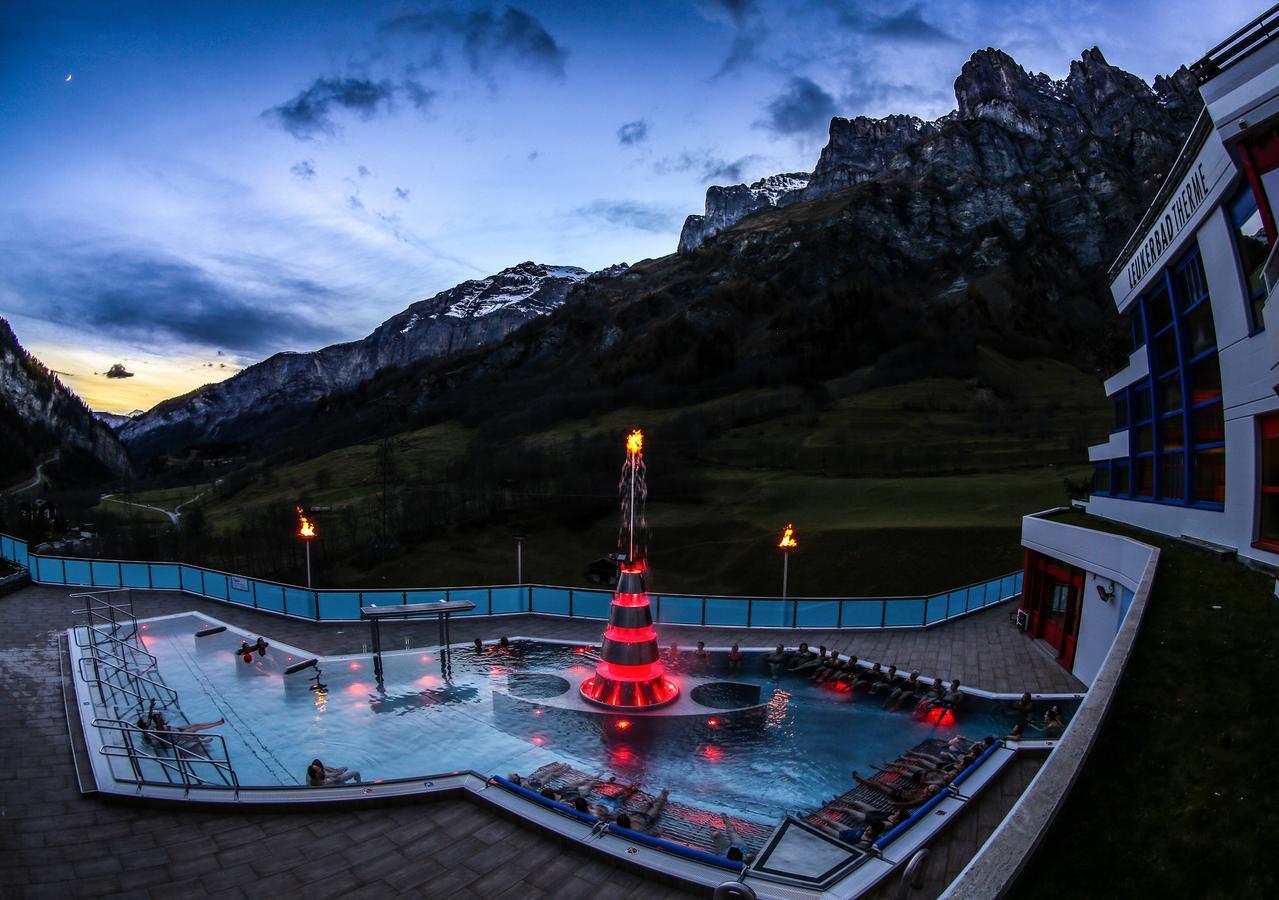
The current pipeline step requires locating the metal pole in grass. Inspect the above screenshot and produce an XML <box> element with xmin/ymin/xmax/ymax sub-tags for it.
<box><xmin>778</xmin><ymin>523</ymin><xmax>797</xmax><ymax>599</ymax></box>
<box><xmin>515</xmin><ymin>535</ymin><xmax>525</xmax><ymax>584</ymax></box>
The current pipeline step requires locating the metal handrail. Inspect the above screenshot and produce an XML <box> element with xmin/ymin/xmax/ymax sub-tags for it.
<box><xmin>71</xmin><ymin>588</ymin><xmax>139</xmax><ymax>643</ymax></box>
<box><xmin>92</xmin><ymin>718</ymin><xmax>239</xmax><ymax>793</ymax></box>
<box><xmin>77</xmin><ymin>655</ymin><xmax>178</xmax><ymax>713</ymax></box>
<box><xmin>72</xmin><ymin>625</ymin><xmax>159</xmax><ymax>675</ymax></box>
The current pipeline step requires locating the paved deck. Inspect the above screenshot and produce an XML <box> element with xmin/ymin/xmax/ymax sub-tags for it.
<box><xmin>0</xmin><ymin>584</ymin><xmax>1079</xmax><ymax>898</ymax></box>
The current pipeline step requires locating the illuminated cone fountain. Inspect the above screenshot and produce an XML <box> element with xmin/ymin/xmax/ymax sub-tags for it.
<box><xmin>580</xmin><ymin>430</ymin><xmax>679</xmax><ymax>709</ymax></box>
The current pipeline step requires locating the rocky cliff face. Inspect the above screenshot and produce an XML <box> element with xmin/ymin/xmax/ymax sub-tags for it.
<box><xmin>0</xmin><ymin>318</ymin><xmax>134</xmax><ymax>481</ymax></box>
<box><xmin>678</xmin><ymin>47</ymin><xmax>1201</xmax><ymax>259</ymax></box>
<box><xmin>679</xmin><ymin>173</ymin><xmax>810</xmax><ymax>253</ymax></box>
<box><xmin>119</xmin><ymin>262</ymin><xmax>595</xmax><ymax>458</ymax></box>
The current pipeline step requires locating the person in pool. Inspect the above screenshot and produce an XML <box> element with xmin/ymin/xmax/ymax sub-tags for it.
<box><xmin>726</xmin><ymin>643</ymin><xmax>743</xmax><ymax>674</ymax></box>
<box><xmin>668</xmin><ymin>641</ymin><xmax>681</xmax><ymax>663</ymax></box>
<box><xmin>832</xmin><ymin>656</ymin><xmax>861</xmax><ymax>689</ymax></box>
<box><xmin>849</xmin><ymin>662</ymin><xmax>883</xmax><ymax>693</ymax></box>
<box><xmin>473</xmin><ymin>638</ymin><xmax>484</xmax><ymax>654</ymax></box>
<box><xmin>884</xmin><ymin>671</ymin><xmax>922</xmax><ymax>710</ymax></box>
<box><xmin>785</xmin><ymin>642</ymin><xmax>814</xmax><ymax>671</ymax></box>
<box><xmin>926</xmin><ymin>679</ymin><xmax>964</xmax><ymax>712</ymax></box>
<box><xmin>764</xmin><ymin>644</ymin><xmax>787</xmax><ymax>678</ymax></box>
<box><xmin>712</xmin><ymin>821</ymin><xmax>755</xmax><ymax>863</ymax></box>
<box><xmin>812</xmin><ymin>651</ymin><xmax>843</xmax><ymax>682</ymax></box>
<box><xmin>867</xmin><ymin>665</ymin><xmax>900</xmax><ymax>698</ymax></box>
<box><xmin>307</xmin><ymin>758</ymin><xmax>362</xmax><ymax>786</ymax></box>
<box><xmin>914</xmin><ymin>678</ymin><xmax>946</xmax><ymax>714</ymax></box>
<box><xmin>1032</xmin><ymin>705</ymin><xmax>1065</xmax><ymax>736</ymax></box>
<box><xmin>252</xmin><ymin>636</ymin><xmax>268</xmax><ymax>657</ymax></box>
<box><xmin>851</xmin><ymin>771</ymin><xmax>938</xmax><ymax>809</ymax></box>
<box><xmin>694</xmin><ymin>641</ymin><xmax>710</xmax><ymax>670</ymax></box>
<box><xmin>791</xmin><ymin>645</ymin><xmax>827</xmax><ymax>675</ymax></box>
<box><xmin>590</xmin><ymin>783</ymin><xmax>641</xmax><ymax>821</ymax></box>
<box><xmin>810</xmin><ymin>815</ymin><xmax>893</xmax><ymax>848</ymax></box>
<box><xmin>627</xmin><ymin>789</ymin><xmax>670</xmax><ymax>834</ymax></box>
<box><xmin>1008</xmin><ymin>691</ymin><xmax>1034</xmax><ymax>719</ymax></box>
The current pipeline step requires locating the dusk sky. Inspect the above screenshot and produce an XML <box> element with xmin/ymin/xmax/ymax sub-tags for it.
<box><xmin>0</xmin><ymin>0</ymin><xmax>1258</xmax><ymax>412</ymax></box>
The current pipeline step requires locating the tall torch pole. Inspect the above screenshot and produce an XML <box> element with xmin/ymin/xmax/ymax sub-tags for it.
<box><xmin>297</xmin><ymin>507</ymin><xmax>317</xmax><ymax>590</ymax></box>
<box><xmin>626</xmin><ymin>430</ymin><xmax>642</xmax><ymax>563</ymax></box>
<box><xmin>779</xmin><ymin>523</ymin><xmax>797</xmax><ymax>599</ymax></box>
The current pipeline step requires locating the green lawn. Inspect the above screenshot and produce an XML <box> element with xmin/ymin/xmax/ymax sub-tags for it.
<box><xmin>1019</xmin><ymin>511</ymin><xmax>1278</xmax><ymax>898</ymax></box>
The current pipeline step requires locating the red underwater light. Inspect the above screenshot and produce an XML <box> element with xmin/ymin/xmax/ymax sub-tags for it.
<box><xmin>615</xmin><ymin>719</ymin><xmax>632</xmax><ymax>731</ymax></box>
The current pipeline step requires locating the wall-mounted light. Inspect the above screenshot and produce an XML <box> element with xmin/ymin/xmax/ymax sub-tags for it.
<box><xmin>1096</xmin><ymin>580</ymin><xmax>1116</xmax><ymax>604</ymax></box>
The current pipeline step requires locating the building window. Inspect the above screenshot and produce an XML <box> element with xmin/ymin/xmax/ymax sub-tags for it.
<box><xmin>1259</xmin><ymin>415</ymin><xmax>1279</xmax><ymax>548</ymax></box>
<box><xmin>1229</xmin><ymin>181</ymin><xmax>1269</xmax><ymax>334</ymax></box>
<box><xmin>1113</xmin><ymin>459</ymin><xmax>1130</xmax><ymax>495</ymax></box>
<box><xmin>1136</xmin><ymin>457</ymin><xmax>1155</xmax><ymax>497</ymax></box>
<box><xmin>1132</xmin><ymin>312</ymin><xmax>1145</xmax><ymax>351</ymax></box>
<box><xmin>1113</xmin><ymin>393</ymin><xmax>1129</xmax><ymax>430</ymax></box>
<box><xmin>1159</xmin><ymin>453</ymin><xmax>1186</xmax><ymax>501</ymax></box>
<box><xmin>1093</xmin><ymin>463</ymin><xmax>1111</xmax><ymax>494</ymax></box>
<box><xmin>1194</xmin><ymin>447</ymin><xmax>1225</xmax><ymax>504</ymax></box>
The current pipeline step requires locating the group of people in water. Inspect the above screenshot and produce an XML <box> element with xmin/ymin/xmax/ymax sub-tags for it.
<box><xmin>132</xmin><ymin>699</ymin><xmax>225</xmax><ymax>755</ymax></box>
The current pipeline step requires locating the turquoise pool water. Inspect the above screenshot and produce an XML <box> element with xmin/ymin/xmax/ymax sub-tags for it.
<box><xmin>127</xmin><ymin>614</ymin><xmax>1072</xmax><ymax>822</ymax></box>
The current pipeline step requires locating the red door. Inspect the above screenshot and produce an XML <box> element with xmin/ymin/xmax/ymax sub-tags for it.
<box><xmin>1024</xmin><ymin>556</ymin><xmax>1084</xmax><ymax>671</ymax></box>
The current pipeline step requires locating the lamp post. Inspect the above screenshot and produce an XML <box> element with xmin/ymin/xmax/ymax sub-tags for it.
<box><xmin>296</xmin><ymin>506</ymin><xmax>317</xmax><ymax>590</ymax></box>
<box><xmin>514</xmin><ymin>534</ymin><xmax>525</xmax><ymax>584</ymax></box>
<box><xmin>778</xmin><ymin>523</ymin><xmax>797</xmax><ymax>599</ymax></box>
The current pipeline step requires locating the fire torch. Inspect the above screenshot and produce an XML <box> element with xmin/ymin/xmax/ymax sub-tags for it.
<box><xmin>779</xmin><ymin>523</ymin><xmax>797</xmax><ymax>599</ymax></box>
<box><xmin>297</xmin><ymin>506</ymin><xmax>317</xmax><ymax>589</ymax></box>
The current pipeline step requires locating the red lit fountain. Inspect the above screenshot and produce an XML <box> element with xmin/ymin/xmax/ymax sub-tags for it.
<box><xmin>580</xmin><ymin>430</ymin><xmax>680</xmax><ymax>709</ymax></box>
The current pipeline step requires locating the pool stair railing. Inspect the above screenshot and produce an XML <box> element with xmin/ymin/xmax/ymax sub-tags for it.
<box><xmin>92</xmin><ymin>717</ymin><xmax>240</xmax><ymax>795</ymax></box>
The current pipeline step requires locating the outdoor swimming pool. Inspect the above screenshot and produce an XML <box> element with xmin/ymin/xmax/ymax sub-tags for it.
<box><xmin>124</xmin><ymin>614</ymin><xmax>1075</xmax><ymax>822</ymax></box>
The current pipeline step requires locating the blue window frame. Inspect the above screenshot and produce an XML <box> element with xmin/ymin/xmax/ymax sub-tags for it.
<box><xmin>1092</xmin><ymin>242</ymin><xmax>1224</xmax><ymax>509</ymax></box>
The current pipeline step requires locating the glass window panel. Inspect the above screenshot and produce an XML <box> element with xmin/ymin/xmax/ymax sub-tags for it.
<box><xmin>1190</xmin><ymin>355</ymin><xmax>1222</xmax><ymax>405</ymax></box>
<box><xmin>925</xmin><ymin>595</ymin><xmax>949</xmax><ymax>624</ymax></box>
<box><xmin>656</xmin><ymin>595</ymin><xmax>701</xmax><ymax>624</ymax></box>
<box><xmin>572</xmin><ymin>590</ymin><xmax>612</xmax><ymax>619</ymax></box>
<box><xmin>1263</xmin><ymin>419</ymin><xmax>1279</xmax><ymax>488</ymax></box>
<box><xmin>1113</xmin><ymin>460</ymin><xmax>1130</xmax><ymax>494</ymax></box>
<box><xmin>1137</xmin><ymin>457</ymin><xmax>1154</xmax><ymax>496</ymax></box>
<box><xmin>1193</xmin><ymin>448</ymin><xmax>1225</xmax><ymax>504</ymax></box>
<box><xmin>1133</xmin><ymin>384</ymin><xmax>1152</xmax><ymax>421</ymax></box>
<box><xmin>1132</xmin><ymin>313</ymin><xmax>1145</xmax><ymax>350</ymax></box>
<box><xmin>1159</xmin><ymin>453</ymin><xmax>1185</xmax><ymax>500</ymax></box>
<box><xmin>1159</xmin><ymin>374</ymin><xmax>1181</xmax><ymax>413</ymax></box>
<box><xmin>1114</xmin><ymin>394</ymin><xmax>1129</xmax><ymax>429</ymax></box>
<box><xmin>1175</xmin><ymin>253</ymin><xmax>1208</xmax><ymax>312</ymax></box>
<box><xmin>839</xmin><ymin>600</ymin><xmax>880</xmax><ymax>627</ymax></box>
<box><xmin>1181</xmin><ymin>300</ymin><xmax>1216</xmax><ymax>358</ymax></box>
<box><xmin>1161</xmin><ymin>414</ymin><xmax>1185</xmax><ymax>452</ymax></box>
<box><xmin>1262</xmin><ymin>492</ymin><xmax>1279</xmax><ymax>542</ymax></box>
<box><xmin>1146</xmin><ymin>288</ymin><xmax>1173</xmax><ymax>332</ymax></box>
<box><xmin>750</xmin><ymin>600</ymin><xmax>789</xmax><ymax>627</ymax></box>
<box><xmin>317</xmin><ymin>592</ymin><xmax>361</xmax><ymax>620</ymax></box>
<box><xmin>1231</xmin><ymin>184</ymin><xmax>1268</xmax><ymax>301</ymax></box>
<box><xmin>1194</xmin><ymin>402</ymin><xmax>1224</xmax><ymax>445</ymax></box>
<box><xmin>1154</xmin><ymin>328</ymin><xmax>1179</xmax><ymax>374</ymax></box>
<box><xmin>1093</xmin><ymin>464</ymin><xmax>1111</xmax><ymax>493</ymax></box>
<box><xmin>1135</xmin><ymin>424</ymin><xmax>1153</xmax><ymax>453</ymax></box>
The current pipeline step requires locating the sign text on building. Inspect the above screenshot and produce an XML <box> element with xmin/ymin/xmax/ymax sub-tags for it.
<box><xmin>1126</xmin><ymin>162</ymin><xmax>1211</xmax><ymax>289</ymax></box>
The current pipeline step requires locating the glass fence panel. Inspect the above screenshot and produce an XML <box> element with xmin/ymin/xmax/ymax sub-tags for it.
<box><xmin>704</xmin><ymin>598</ymin><xmax>749</xmax><ymax>626</ymax></box>
<box><xmin>15</xmin><ymin>541</ymin><xmax>28</xmax><ymax>568</ymax></box>
<box><xmin>1014</xmin><ymin>571</ymin><xmax>1024</xmax><ymax>594</ymax></box>
<box><xmin>63</xmin><ymin>558</ymin><xmax>92</xmax><ymax>585</ymax></box>
<box><xmin>656</xmin><ymin>595</ymin><xmax>701</xmax><ymax>625</ymax></box>
<box><xmin>1002</xmin><ymin>574</ymin><xmax>1019</xmax><ymax>598</ymax></box>
<box><xmin>149</xmin><ymin>564</ymin><xmax>181</xmax><ymax>590</ymax></box>
<box><xmin>255</xmin><ymin>583</ymin><xmax>285</xmax><ymax>613</ymax></box>
<box><xmin>203</xmin><ymin>571</ymin><xmax>229</xmax><ymax>601</ymax></box>
<box><xmin>318</xmin><ymin>592</ymin><xmax>361</xmax><ymax>620</ymax></box>
<box><xmin>446</xmin><ymin>588</ymin><xmax>488</xmax><ymax>616</ymax></box>
<box><xmin>227</xmin><ymin>576</ymin><xmax>254</xmax><ymax>607</ymax></box>
<box><xmin>284</xmin><ymin>588</ymin><xmax>315</xmax><ymax>619</ymax></box>
<box><xmin>924</xmin><ymin>594</ymin><xmax>949</xmax><ymax>624</ymax></box>
<box><xmin>0</xmin><ymin>536</ymin><xmax>16</xmax><ymax>562</ymax></box>
<box><xmin>531</xmin><ymin>587</ymin><xmax>570</xmax><ymax>615</ymax></box>
<box><xmin>405</xmin><ymin>590</ymin><xmax>448</xmax><ymax>606</ymax></box>
<box><xmin>983</xmin><ymin>579</ymin><xmax>1001</xmax><ymax>606</ymax></box>
<box><xmin>90</xmin><ymin>561</ymin><xmax>122</xmax><ymax>587</ymax></box>
<box><xmin>571</xmin><ymin>590</ymin><xmax>612</xmax><ymax>619</ymax></box>
<box><xmin>360</xmin><ymin>592</ymin><xmax>405</xmax><ymax>609</ymax></box>
<box><xmin>836</xmin><ymin>600</ymin><xmax>877</xmax><ymax>627</ymax></box>
<box><xmin>180</xmin><ymin>566</ymin><xmax>203</xmax><ymax>594</ymax></box>
<box><xmin>490</xmin><ymin>587</ymin><xmax>526</xmax><ymax>615</ymax></box>
<box><xmin>795</xmin><ymin>600</ymin><xmax>839</xmax><ymax>627</ymax></box>
<box><xmin>35</xmin><ymin>556</ymin><xmax>64</xmax><ymax>583</ymax></box>
<box><xmin>120</xmin><ymin>563</ymin><xmax>151</xmax><ymax>589</ymax></box>
<box><xmin>883</xmin><ymin>598</ymin><xmax>926</xmax><ymax>627</ymax></box>
<box><xmin>750</xmin><ymin>599</ymin><xmax>789</xmax><ymax>627</ymax></box>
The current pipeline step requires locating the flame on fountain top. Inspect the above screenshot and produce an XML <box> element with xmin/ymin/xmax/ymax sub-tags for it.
<box><xmin>626</xmin><ymin>428</ymin><xmax>644</xmax><ymax>456</ymax></box>
<box><xmin>779</xmin><ymin>523</ymin><xmax>797</xmax><ymax>549</ymax></box>
<box><xmin>297</xmin><ymin>506</ymin><xmax>317</xmax><ymax>540</ymax></box>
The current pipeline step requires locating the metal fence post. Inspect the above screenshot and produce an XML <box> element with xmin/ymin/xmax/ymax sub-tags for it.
<box><xmin>880</xmin><ymin>600</ymin><xmax>887</xmax><ymax>628</ymax></box>
<box><xmin>487</xmin><ymin>587</ymin><xmax>493</xmax><ymax>616</ymax></box>
<box><xmin>252</xmin><ymin>582</ymin><xmax>259</xmax><ymax>609</ymax></box>
<box><xmin>569</xmin><ymin>589</ymin><xmax>574</xmax><ymax>617</ymax></box>
<box><xmin>747</xmin><ymin>598</ymin><xmax>753</xmax><ymax>628</ymax></box>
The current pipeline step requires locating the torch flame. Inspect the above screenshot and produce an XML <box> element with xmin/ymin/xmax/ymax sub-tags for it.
<box><xmin>297</xmin><ymin>506</ymin><xmax>317</xmax><ymax>539</ymax></box>
<box><xmin>626</xmin><ymin>429</ymin><xmax>644</xmax><ymax>456</ymax></box>
<box><xmin>779</xmin><ymin>523</ymin><xmax>797</xmax><ymax>549</ymax></box>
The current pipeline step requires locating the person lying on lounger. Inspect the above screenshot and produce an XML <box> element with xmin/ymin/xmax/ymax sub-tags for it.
<box><xmin>507</xmin><ymin>762</ymin><xmax>569</xmax><ymax>790</ymax></box>
<box><xmin>851</xmin><ymin>771</ymin><xmax>939</xmax><ymax>808</ymax></box>
<box><xmin>544</xmin><ymin>772</ymin><xmax>616</xmax><ymax>805</ymax></box>
<box><xmin>712</xmin><ymin>820</ymin><xmax>756</xmax><ymax>862</ymax></box>
<box><xmin>627</xmin><ymin>788</ymin><xmax>670</xmax><ymax>833</ymax></box>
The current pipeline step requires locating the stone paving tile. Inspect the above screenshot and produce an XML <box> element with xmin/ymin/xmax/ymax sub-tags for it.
<box><xmin>1</xmin><ymin>583</ymin><xmax>1069</xmax><ymax>898</ymax></box>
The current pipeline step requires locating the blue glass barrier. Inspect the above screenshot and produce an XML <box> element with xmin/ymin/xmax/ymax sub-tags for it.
<box><xmin>227</xmin><ymin>576</ymin><xmax>254</xmax><ymax>607</ymax></box>
<box><xmin>120</xmin><ymin>563</ymin><xmax>151</xmax><ymax>588</ymax></box>
<box><xmin>531</xmin><ymin>587</ymin><xmax>570</xmax><ymax>615</ymax></box>
<box><xmin>656</xmin><ymin>595</ymin><xmax>701</xmax><ymax>625</ymax></box>
<box><xmin>180</xmin><ymin>566</ymin><xmax>203</xmax><ymax>594</ymax></box>
<box><xmin>360</xmin><ymin>591</ymin><xmax>405</xmax><ymax>609</ymax></box>
<box><xmin>318</xmin><ymin>591</ymin><xmax>361</xmax><ymax>620</ymax></box>
<box><xmin>90</xmin><ymin>561</ymin><xmax>122</xmax><ymax>587</ymax></box>
<box><xmin>571</xmin><ymin>590</ymin><xmax>612</xmax><ymax>619</ymax></box>
<box><xmin>446</xmin><ymin>588</ymin><xmax>489</xmax><ymax>616</ymax></box>
<box><xmin>490</xmin><ymin>587</ymin><xmax>526</xmax><ymax>615</ymax></box>
<box><xmin>64</xmin><ymin>558</ymin><xmax>92</xmax><ymax>585</ymax></box>
<box><xmin>840</xmin><ymin>600</ymin><xmax>881</xmax><ymax>627</ymax></box>
<box><xmin>704</xmin><ymin>598</ymin><xmax>749</xmax><ymax>626</ymax></box>
<box><xmin>405</xmin><ymin>590</ymin><xmax>447</xmax><ymax>605</ymax></box>
<box><xmin>34</xmin><ymin>556</ymin><xmax>63</xmax><ymax>583</ymax></box>
<box><xmin>284</xmin><ymin>588</ymin><xmax>315</xmax><ymax>619</ymax></box>
<box><xmin>883</xmin><ymin>598</ymin><xmax>925</xmax><ymax>627</ymax></box>
<box><xmin>924</xmin><ymin>594</ymin><xmax>949</xmax><ymax>624</ymax></box>
<box><xmin>149</xmin><ymin>564</ymin><xmax>181</xmax><ymax>590</ymax></box>
<box><xmin>255</xmin><ymin>582</ymin><xmax>285</xmax><ymax>613</ymax></box>
<box><xmin>750</xmin><ymin>599</ymin><xmax>790</xmax><ymax>627</ymax></box>
<box><xmin>796</xmin><ymin>600</ymin><xmax>840</xmax><ymax>627</ymax></box>
<box><xmin>203</xmin><ymin>572</ymin><xmax>229</xmax><ymax>601</ymax></box>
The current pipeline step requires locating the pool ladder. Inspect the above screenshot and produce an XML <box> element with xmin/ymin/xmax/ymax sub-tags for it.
<box><xmin>92</xmin><ymin>717</ymin><xmax>240</xmax><ymax>796</ymax></box>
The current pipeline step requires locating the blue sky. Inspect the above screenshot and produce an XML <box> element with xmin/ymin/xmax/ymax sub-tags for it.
<box><xmin>0</xmin><ymin>0</ymin><xmax>1259</xmax><ymax>411</ymax></box>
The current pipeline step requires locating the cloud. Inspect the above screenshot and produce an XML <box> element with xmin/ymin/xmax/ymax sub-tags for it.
<box><xmin>577</xmin><ymin>200</ymin><xmax>676</xmax><ymax>233</ymax></box>
<box><xmin>654</xmin><ymin>151</ymin><xmax>760</xmax><ymax>183</ymax></box>
<box><xmin>382</xmin><ymin>6</ymin><xmax>568</xmax><ymax>81</ymax></box>
<box><xmin>0</xmin><ymin>241</ymin><xmax>347</xmax><ymax>355</ymax></box>
<box><xmin>357</xmin><ymin>164</ymin><xmax>371</xmax><ymax>177</ymax></box>
<box><xmin>696</xmin><ymin>0</ymin><xmax>763</xmax><ymax>78</ymax></box>
<box><xmin>844</xmin><ymin>3</ymin><xmax>958</xmax><ymax>45</ymax></box>
<box><xmin>346</xmin><ymin>194</ymin><xmax>365</xmax><ymax>211</ymax></box>
<box><xmin>264</xmin><ymin>77</ymin><xmax>396</xmax><ymax>140</ymax></box>
<box><xmin>758</xmin><ymin>76</ymin><xmax>837</xmax><ymax>135</ymax></box>
<box><xmin>104</xmin><ymin>363</ymin><xmax>134</xmax><ymax>379</ymax></box>
<box><xmin>527</xmin><ymin>150</ymin><xmax>540</xmax><ymax>162</ymax></box>
<box><xmin>401</xmin><ymin>79</ymin><xmax>437</xmax><ymax>109</ymax></box>
<box><xmin>617</xmin><ymin>120</ymin><xmax>649</xmax><ymax>146</ymax></box>
<box><xmin>394</xmin><ymin>186</ymin><xmax>410</xmax><ymax>201</ymax></box>
<box><xmin>290</xmin><ymin>159</ymin><xmax>317</xmax><ymax>180</ymax></box>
